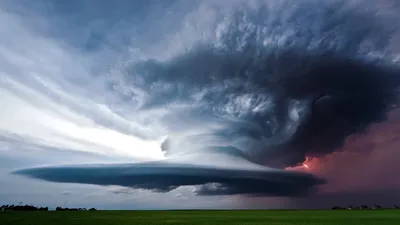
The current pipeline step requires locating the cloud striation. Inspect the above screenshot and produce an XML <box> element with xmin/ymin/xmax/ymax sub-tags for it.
<box><xmin>11</xmin><ymin>0</ymin><xmax>400</xmax><ymax>196</ymax></box>
<box><xmin>13</xmin><ymin>151</ymin><xmax>323</xmax><ymax>196</ymax></box>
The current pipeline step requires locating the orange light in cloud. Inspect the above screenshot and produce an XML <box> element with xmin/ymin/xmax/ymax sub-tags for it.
<box><xmin>301</xmin><ymin>156</ymin><xmax>314</xmax><ymax>170</ymax></box>
<box><xmin>285</xmin><ymin>156</ymin><xmax>319</xmax><ymax>172</ymax></box>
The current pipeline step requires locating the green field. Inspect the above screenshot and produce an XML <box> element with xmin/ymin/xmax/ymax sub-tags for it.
<box><xmin>1</xmin><ymin>210</ymin><xmax>399</xmax><ymax>225</ymax></box>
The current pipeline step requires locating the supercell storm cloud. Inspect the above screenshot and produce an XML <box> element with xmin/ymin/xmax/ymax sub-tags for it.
<box><xmin>12</xmin><ymin>0</ymin><xmax>400</xmax><ymax>196</ymax></box>
<box><xmin>127</xmin><ymin>0</ymin><xmax>400</xmax><ymax>167</ymax></box>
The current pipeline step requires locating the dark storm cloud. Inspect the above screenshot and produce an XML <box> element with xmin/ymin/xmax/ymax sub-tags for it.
<box><xmin>10</xmin><ymin>0</ymin><xmax>400</xmax><ymax>198</ymax></box>
<box><xmin>122</xmin><ymin>0</ymin><xmax>400</xmax><ymax>168</ymax></box>
<box><xmin>12</xmin><ymin>159</ymin><xmax>323</xmax><ymax>196</ymax></box>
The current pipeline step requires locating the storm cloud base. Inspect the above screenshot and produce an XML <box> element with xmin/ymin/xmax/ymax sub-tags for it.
<box><xmin>13</xmin><ymin>160</ymin><xmax>324</xmax><ymax>196</ymax></box>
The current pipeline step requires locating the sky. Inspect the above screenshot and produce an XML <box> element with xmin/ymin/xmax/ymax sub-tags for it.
<box><xmin>1</xmin><ymin>0</ymin><xmax>400</xmax><ymax>210</ymax></box>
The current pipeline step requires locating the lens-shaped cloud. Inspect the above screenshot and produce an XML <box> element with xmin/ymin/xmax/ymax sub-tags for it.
<box><xmin>12</xmin><ymin>151</ymin><xmax>324</xmax><ymax>196</ymax></box>
<box><xmin>4</xmin><ymin>0</ymin><xmax>400</xmax><ymax>202</ymax></box>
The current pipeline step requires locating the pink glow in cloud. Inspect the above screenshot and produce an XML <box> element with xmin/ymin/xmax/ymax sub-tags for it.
<box><xmin>290</xmin><ymin>109</ymin><xmax>400</xmax><ymax>196</ymax></box>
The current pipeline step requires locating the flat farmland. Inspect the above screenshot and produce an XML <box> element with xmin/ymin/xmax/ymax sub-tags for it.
<box><xmin>1</xmin><ymin>210</ymin><xmax>399</xmax><ymax>225</ymax></box>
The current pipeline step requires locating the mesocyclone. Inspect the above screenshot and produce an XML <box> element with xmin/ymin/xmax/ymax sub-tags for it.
<box><xmin>129</xmin><ymin>0</ymin><xmax>400</xmax><ymax>168</ymax></box>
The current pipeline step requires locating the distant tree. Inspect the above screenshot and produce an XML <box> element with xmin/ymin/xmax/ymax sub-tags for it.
<box><xmin>1</xmin><ymin>204</ymin><xmax>92</xmax><ymax>212</ymax></box>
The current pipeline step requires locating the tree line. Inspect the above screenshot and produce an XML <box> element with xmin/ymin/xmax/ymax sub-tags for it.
<box><xmin>0</xmin><ymin>204</ymin><xmax>97</xmax><ymax>211</ymax></box>
<box><xmin>332</xmin><ymin>204</ymin><xmax>400</xmax><ymax>210</ymax></box>
<box><xmin>2</xmin><ymin>203</ymin><xmax>400</xmax><ymax>211</ymax></box>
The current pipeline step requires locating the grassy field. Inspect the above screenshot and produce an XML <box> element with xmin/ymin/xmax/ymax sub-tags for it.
<box><xmin>1</xmin><ymin>210</ymin><xmax>399</xmax><ymax>225</ymax></box>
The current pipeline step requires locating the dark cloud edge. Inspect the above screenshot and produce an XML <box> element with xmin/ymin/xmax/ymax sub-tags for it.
<box><xmin>11</xmin><ymin>162</ymin><xmax>325</xmax><ymax>197</ymax></box>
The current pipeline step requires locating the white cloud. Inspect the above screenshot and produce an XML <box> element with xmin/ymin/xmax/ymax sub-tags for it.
<box><xmin>0</xmin><ymin>4</ymin><xmax>166</xmax><ymax>161</ymax></box>
<box><xmin>62</xmin><ymin>191</ymin><xmax>71</xmax><ymax>196</ymax></box>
